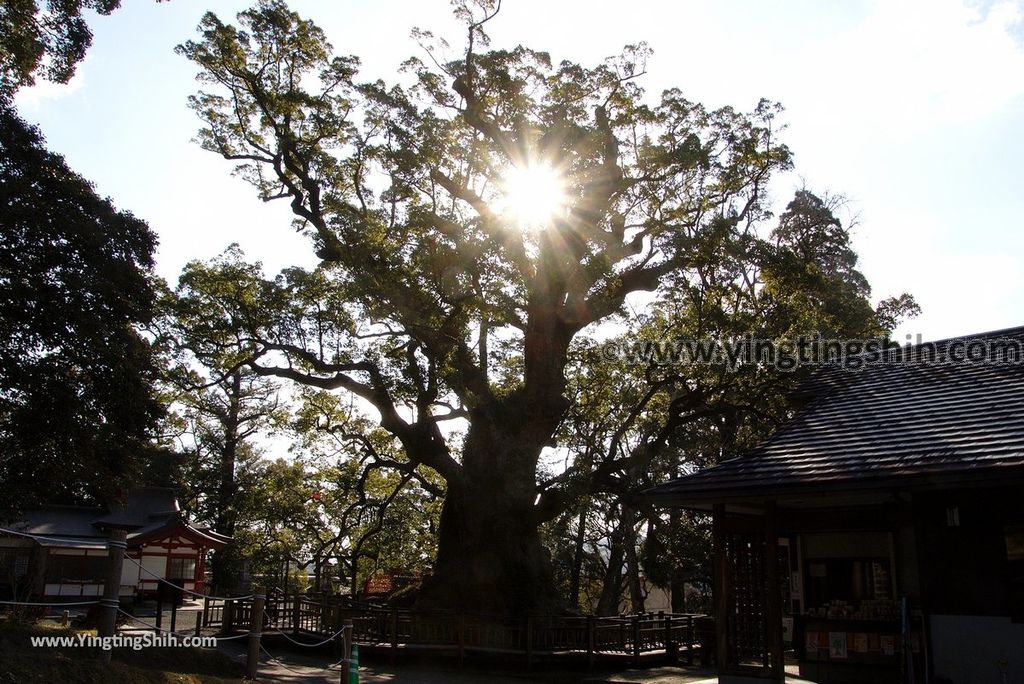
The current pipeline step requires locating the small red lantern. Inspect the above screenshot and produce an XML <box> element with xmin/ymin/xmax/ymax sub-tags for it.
<box><xmin>311</xmin><ymin>491</ymin><xmax>322</xmax><ymax>502</ymax></box>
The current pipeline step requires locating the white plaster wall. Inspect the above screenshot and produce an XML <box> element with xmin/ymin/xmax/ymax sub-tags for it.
<box><xmin>141</xmin><ymin>555</ymin><xmax>165</xmax><ymax>580</ymax></box>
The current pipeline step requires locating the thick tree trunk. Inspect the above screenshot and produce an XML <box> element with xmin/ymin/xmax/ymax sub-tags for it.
<box><xmin>210</xmin><ymin>544</ymin><xmax>243</xmax><ymax>594</ymax></box>
<box><xmin>350</xmin><ymin>555</ymin><xmax>360</xmax><ymax>598</ymax></box>
<box><xmin>568</xmin><ymin>506</ymin><xmax>587</xmax><ymax>610</ymax></box>
<box><xmin>211</xmin><ymin>372</ymin><xmax>241</xmax><ymax>593</ymax></box>
<box><xmin>597</xmin><ymin>522</ymin><xmax>625</xmax><ymax>616</ymax></box>
<box><xmin>670</xmin><ymin>569</ymin><xmax>688</xmax><ymax>613</ymax></box>
<box><xmin>623</xmin><ymin>506</ymin><xmax>645</xmax><ymax>613</ymax></box>
<box><xmin>417</xmin><ymin>477</ymin><xmax>559</xmax><ymax>614</ymax></box>
<box><xmin>416</xmin><ymin>313</ymin><xmax>572</xmax><ymax>615</ymax></box>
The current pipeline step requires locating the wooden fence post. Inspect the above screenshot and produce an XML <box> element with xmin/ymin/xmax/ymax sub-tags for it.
<box><xmin>155</xmin><ymin>589</ymin><xmax>163</xmax><ymax>632</ymax></box>
<box><xmin>202</xmin><ymin>596</ymin><xmax>210</xmax><ymax>627</ymax></box>
<box><xmin>222</xmin><ymin>599</ymin><xmax>234</xmax><ymax>636</ymax></box>
<box><xmin>245</xmin><ymin>590</ymin><xmax>266</xmax><ymax>680</ymax></box>
<box><xmin>99</xmin><ymin>527</ymin><xmax>127</xmax><ymax>664</ymax></box>
<box><xmin>587</xmin><ymin>615</ymin><xmax>596</xmax><ymax>669</ymax></box>
<box><xmin>343</xmin><ymin>620</ymin><xmax>354</xmax><ymax>681</ymax></box>
<box><xmin>390</xmin><ymin>607</ymin><xmax>398</xmax><ymax>664</ymax></box>
<box><xmin>170</xmin><ymin>590</ymin><xmax>178</xmax><ymax>633</ymax></box>
<box><xmin>664</xmin><ymin>612</ymin><xmax>677</xmax><ymax>663</ymax></box>
<box><xmin>292</xmin><ymin>595</ymin><xmax>301</xmax><ymax>635</ymax></box>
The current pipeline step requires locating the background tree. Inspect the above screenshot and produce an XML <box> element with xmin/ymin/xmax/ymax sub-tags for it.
<box><xmin>548</xmin><ymin>188</ymin><xmax>918</xmax><ymax>613</ymax></box>
<box><xmin>291</xmin><ymin>388</ymin><xmax>442</xmax><ymax>596</ymax></box>
<box><xmin>223</xmin><ymin>436</ymin><xmax>440</xmax><ymax>598</ymax></box>
<box><xmin>158</xmin><ymin>247</ymin><xmax>442</xmax><ymax>594</ymax></box>
<box><xmin>157</xmin><ymin>250</ymin><xmax>289</xmax><ymax>592</ymax></box>
<box><xmin>0</xmin><ymin>0</ymin><xmax>121</xmax><ymax>100</ymax></box>
<box><xmin>0</xmin><ymin>107</ymin><xmax>161</xmax><ymax>519</ymax></box>
<box><xmin>167</xmin><ymin>367</ymin><xmax>282</xmax><ymax>594</ymax></box>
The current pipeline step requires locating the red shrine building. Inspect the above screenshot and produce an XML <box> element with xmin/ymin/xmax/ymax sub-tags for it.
<box><xmin>0</xmin><ymin>487</ymin><xmax>229</xmax><ymax>600</ymax></box>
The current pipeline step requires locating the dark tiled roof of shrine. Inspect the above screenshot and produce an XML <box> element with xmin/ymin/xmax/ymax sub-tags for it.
<box><xmin>643</xmin><ymin>325</ymin><xmax>1024</xmax><ymax>506</ymax></box>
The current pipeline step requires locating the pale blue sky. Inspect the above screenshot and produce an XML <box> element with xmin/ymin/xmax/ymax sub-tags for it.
<box><xmin>15</xmin><ymin>0</ymin><xmax>1024</xmax><ymax>341</ymax></box>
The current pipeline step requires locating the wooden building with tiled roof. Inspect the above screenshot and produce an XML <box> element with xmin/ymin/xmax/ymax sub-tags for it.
<box><xmin>0</xmin><ymin>487</ymin><xmax>229</xmax><ymax>601</ymax></box>
<box><xmin>644</xmin><ymin>326</ymin><xmax>1024</xmax><ymax>684</ymax></box>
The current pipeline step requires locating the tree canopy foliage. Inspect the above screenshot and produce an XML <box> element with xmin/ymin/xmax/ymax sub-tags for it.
<box><xmin>0</xmin><ymin>0</ymin><xmax>123</xmax><ymax>99</ymax></box>
<box><xmin>0</xmin><ymin>106</ymin><xmax>162</xmax><ymax>517</ymax></box>
<box><xmin>153</xmin><ymin>247</ymin><xmax>441</xmax><ymax>595</ymax></box>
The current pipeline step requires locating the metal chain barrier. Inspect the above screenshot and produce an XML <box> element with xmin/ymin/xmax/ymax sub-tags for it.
<box><xmin>264</xmin><ymin>627</ymin><xmax>345</xmax><ymax>648</ymax></box>
<box><xmin>259</xmin><ymin>642</ymin><xmax>346</xmax><ymax>673</ymax></box>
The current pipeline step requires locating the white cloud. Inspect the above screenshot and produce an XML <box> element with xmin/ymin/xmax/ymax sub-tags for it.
<box><xmin>792</xmin><ymin>0</ymin><xmax>1024</xmax><ymax>132</ymax></box>
<box><xmin>13</xmin><ymin>58</ymin><xmax>88</xmax><ymax>111</ymax></box>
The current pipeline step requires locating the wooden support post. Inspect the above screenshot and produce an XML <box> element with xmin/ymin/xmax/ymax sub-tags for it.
<box><xmin>713</xmin><ymin>503</ymin><xmax>729</xmax><ymax>670</ymax></box>
<box><xmin>99</xmin><ymin>527</ymin><xmax>127</xmax><ymax>664</ymax></box>
<box><xmin>245</xmin><ymin>590</ymin><xmax>265</xmax><ymax>680</ymax></box>
<box><xmin>292</xmin><ymin>595</ymin><xmax>301</xmax><ymax>635</ymax></box>
<box><xmin>663</xmin><ymin>612</ymin><xmax>676</xmax><ymax>663</ymax></box>
<box><xmin>632</xmin><ymin>614</ymin><xmax>641</xmax><ymax>666</ymax></box>
<box><xmin>390</xmin><ymin>607</ymin><xmax>398</xmax><ymax>664</ymax></box>
<box><xmin>194</xmin><ymin>607</ymin><xmax>202</xmax><ymax>637</ymax></box>
<box><xmin>202</xmin><ymin>596</ymin><xmax>210</xmax><ymax>628</ymax></box>
<box><xmin>342</xmin><ymin>620</ymin><xmax>354</xmax><ymax>682</ymax></box>
<box><xmin>587</xmin><ymin>615</ymin><xmax>596</xmax><ymax>668</ymax></box>
<box><xmin>764</xmin><ymin>500</ymin><xmax>784</xmax><ymax>680</ymax></box>
<box><xmin>336</xmin><ymin>629</ymin><xmax>345</xmax><ymax>684</ymax></box>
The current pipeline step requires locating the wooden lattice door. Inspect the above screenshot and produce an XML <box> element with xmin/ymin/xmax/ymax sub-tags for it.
<box><xmin>726</xmin><ymin>529</ymin><xmax>768</xmax><ymax>665</ymax></box>
<box><xmin>712</xmin><ymin>505</ymin><xmax>784</xmax><ymax>679</ymax></box>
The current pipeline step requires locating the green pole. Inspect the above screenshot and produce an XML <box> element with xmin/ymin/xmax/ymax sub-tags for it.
<box><xmin>348</xmin><ymin>643</ymin><xmax>359</xmax><ymax>683</ymax></box>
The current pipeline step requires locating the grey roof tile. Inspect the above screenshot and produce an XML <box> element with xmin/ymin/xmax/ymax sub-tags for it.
<box><xmin>644</xmin><ymin>325</ymin><xmax>1024</xmax><ymax>504</ymax></box>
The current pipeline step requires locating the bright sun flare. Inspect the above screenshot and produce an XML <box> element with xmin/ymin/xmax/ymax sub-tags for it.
<box><xmin>497</xmin><ymin>161</ymin><xmax>568</xmax><ymax>231</ymax></box>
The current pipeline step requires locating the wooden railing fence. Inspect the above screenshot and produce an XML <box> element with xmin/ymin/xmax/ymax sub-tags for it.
<box><xmin>202</xmin><ymin>594</ymin><xmax>704</xmax><ymax>666</ymax></box>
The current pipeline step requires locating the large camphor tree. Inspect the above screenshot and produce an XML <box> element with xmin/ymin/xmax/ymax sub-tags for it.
<box><xmin>177</xmin><ymin>0</ymin><xmax>858</xmax><ymax>613</ymax></box>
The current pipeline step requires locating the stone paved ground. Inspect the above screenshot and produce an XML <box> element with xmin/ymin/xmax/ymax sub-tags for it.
<box><xmin>216</xmin><ymin>639</ymin><xmax>723</xmax><ymax>683</ymax></box>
